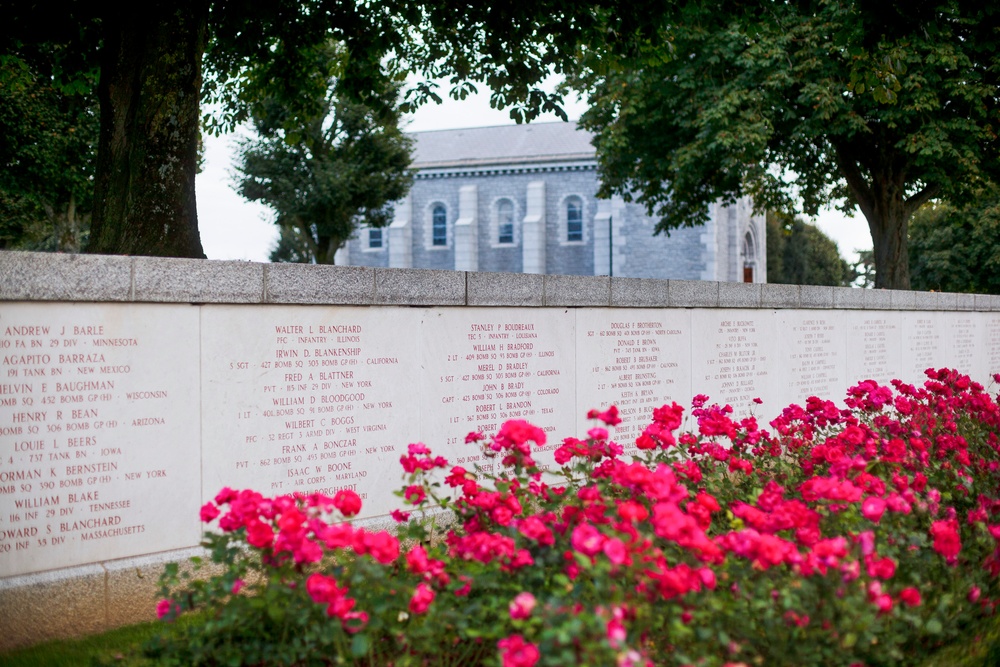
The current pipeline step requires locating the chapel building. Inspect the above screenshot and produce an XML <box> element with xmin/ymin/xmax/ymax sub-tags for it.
<box><xmin>339</xmin><ymin>122</ymin><xmax>766</xmax><ymax>282</ymax></box>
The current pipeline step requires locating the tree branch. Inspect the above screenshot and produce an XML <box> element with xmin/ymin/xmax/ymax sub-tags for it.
<box><xmin>831</xmin><ymin>140</ymin><xmax>875</xmax><ymax>224</ymax></box>
<box><xmin>904</xmin><ymin>182</ymin><xmax>941</xmax><ymax>218</ymax></box>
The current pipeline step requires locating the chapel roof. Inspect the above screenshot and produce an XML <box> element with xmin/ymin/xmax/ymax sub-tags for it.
<box><xmin>410</xmin><ymin>121</ymin><xmax>595</xmax><ymax>169</ymax></box>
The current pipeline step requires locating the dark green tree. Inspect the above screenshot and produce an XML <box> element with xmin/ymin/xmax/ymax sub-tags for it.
<box><xmin>572</xmin><ymin>1</ymin><xmax>1000</xmax><ymax>289</ymax></box>
<box><xmin>766</xmin><ymin>212</ymin><xmax>850</xmax><ymax>287</ymax></box>
<box><xmin>235</xmin><ymin>51</ymin><xmax>413</xmax><ymax>265</ymax></box>
<box><xmin>0</xmin><ymin>46</ymin><xmax>98</xmax><ymax>252</ymax></box>
<box><xmin>2</xmin><ymin>0</ymin><xmax>670</xmax><ymax>258</ymax></box>
<box><xmin>908</xmin><ymin>197</ymin><xmax>1000</xmax><ymax>294</ymax></box>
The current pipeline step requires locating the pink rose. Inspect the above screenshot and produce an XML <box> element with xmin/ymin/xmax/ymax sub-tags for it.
<box><xmin>498</xmin><ymin>634</ymin><xmax>540</xmax><ymax>667</ymax></box>
<box><xmin>930</xmin><ymin>518</ymin><xmax>961</xmax><ymax>562</ymax></box>
<box><xmin>571</xmin><ymin>524</ymin><xmax>605</xmax><ymax>556</ymax></box>
<box><xmin>409</xmin><ymin>582</ymin><xmax>435</xmax><ymax>614</ymax></box>
<box><xmin>861</xmin><ymin>496</ymin><xmax>887</xmax><ymax>523</ymax></box>
<box><xmin>509</xmin><ymin>592</ymin><xmax>537</xmax><ymax>620</ymax></box>
<box><xmin>404</xmin><ymin>485</ymin><xmax>427</xmax><ymax>506</ymax></box>
<box><xmin>333</xmin><ymin>489</ymin><xmax>362</xmax><ymax>517</ymax></box>
<box><xmin>199</xmin><ymin>502</ymin><xmax>220</xmax><ymax>522</ymax></box>
<box><xmin>156</xmin><ymin>598</ymin><xmax>179</xmax><ymax>620</ymax></box>
<box><xmin>899</xmin><ymin>587</ymin><xmax>922</xmax><ymax>607</ymax></box>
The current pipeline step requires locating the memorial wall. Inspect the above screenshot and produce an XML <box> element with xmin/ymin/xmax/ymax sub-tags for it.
<box><xmin>1</xmin><ymin>251</ymin><xmax>999</xmax><ymax>648</ymax></box>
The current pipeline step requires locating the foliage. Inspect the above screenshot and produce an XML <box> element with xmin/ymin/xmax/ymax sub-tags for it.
<box><xmin>850</xmin><ymin>249</ymin><xmax>878</xmax><ymax>289</ymax></box>
<box><xmin>0</xmin><ymin>49</ymin><xmax>98</xmax><ymax>252</ymax></box>
<box><xmin>908</xmin><ymin>197</ymin><xmax>1000</xmax><ymax>295</ymax></box>
<box><xmin>570</xmin><ymin>1</ymin><xmax>1000</xmax><ymax>289</ymax></box>
<box><xmin>1</xmin><ymin>0</ymin><xmax>674</xmax><ymax>257</ymax></box>
<box><xmin>235</xmin><ymin>46</ymin><xmax>413</xmax><ymax>265</ymax></box>
<box><xmin>766</xmin><ymin>211</ymin><xmax>851</xmax><ymax>286</ymax></box>
<box><xmin>153</xmin><ymin>369</ymin><xmax>1000</xmax><ymax>666</ymax></box>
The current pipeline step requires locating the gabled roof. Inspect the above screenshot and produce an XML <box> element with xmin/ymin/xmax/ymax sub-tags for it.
<box><xmin>410</xmin><ymin>121</ymin><xmax>595</xmax><ymax>169</ymax></box>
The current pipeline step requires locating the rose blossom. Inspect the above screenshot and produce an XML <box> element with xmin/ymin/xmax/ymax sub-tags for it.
<box><xmin>509</xmin><ymin>592</ymin><xmax>537</xmax><ymax>620</ymax></box>
<box><xmin>899</xmin><ymin>587</ymin><xmax>922</xmax><ymax>607</ymax></box>
<box><xmin>498</xmin><ymin>634</ymin><xmax>540</xmax><ymax>667</ymax></box>
<box><xmin>409</xmin><ymin>582</ymin><xmax>435</xmax><ymax>614</ymax></box>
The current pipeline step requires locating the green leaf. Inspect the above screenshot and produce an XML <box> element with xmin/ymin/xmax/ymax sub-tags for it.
<box><xmin>351</xmin><ymin>633</ymin><xmax>371</xmax><ymax>657</ymax></box>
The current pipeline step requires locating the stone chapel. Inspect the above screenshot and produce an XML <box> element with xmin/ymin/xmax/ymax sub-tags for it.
<box><xmin>338</xmin><ymin>121</ymin><xmax>766</xmax><ymax>282</ymax></box>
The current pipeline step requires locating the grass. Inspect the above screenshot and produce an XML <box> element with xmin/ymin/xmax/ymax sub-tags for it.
<box><xmin>4</xmin><ymin>610</ymin><xmax>1000</xmax><ymax>667</ymax></box>
<box><xmin>0</xmin><ymin>620</ymin><xmax>161</xmax><ymax>667</ymax></box>
<box><xmin>0</xmin><ymin>614</ymin><xmax>207</xmax><ymax>667</ymax></box>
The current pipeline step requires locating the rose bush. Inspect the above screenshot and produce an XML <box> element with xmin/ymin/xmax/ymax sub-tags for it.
<box><xmin>150</xmin><ymin>368</ymin><xmax>1000</xmax><ymax>666</ymax></box>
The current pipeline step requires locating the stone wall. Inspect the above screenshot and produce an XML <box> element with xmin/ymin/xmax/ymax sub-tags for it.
<box><xmin>1</xmin><ymin>250</ymin><xmax>999</xmax><ymax>649</ymax></box>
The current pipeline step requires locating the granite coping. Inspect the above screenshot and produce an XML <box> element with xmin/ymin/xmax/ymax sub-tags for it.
<box><xmin>0</xmin><ymin>251</ymin><xmax>133</xmax><ymax>301</ymax></box>
<box><xmin>830</xmin><ymin>286</ymin><xmax>862</xmax><ymax>309</ymax></box>
<box><xmin>373</xmin><ymin>267</ymin><xmax>466</xmax><ymax>306</ymax></box>
<box><xmin>761</xmin><ymin>283</ymin><xmax>800</xmax><ymax>309</ymax></box>
<box><xmin>468</xmin><ymin>271</ymin><xmax>544</xmax><ymax>306</ymax></box>
<box><xmin>1</xmin><ymin>251</ymin><xmax>998</xmax><ymax>310</ymax></box>
<box><xmin>719</xmin><ymin>281</ymin><xmax>761</xmax><ymax>308</ymax></box>
<box><xmin>610</xmin><ymin>277</ymin><xmax>669</xmax><ymax>307</ymax></box>
<box><xmin>544</xmin><ymin>274</ymin><xmax>610</xmax><ymax>306</ymax></box>
<box><xmin>266</xmin><ymin>263</ymin><xmax>375</xmax><ymax>305</ymax></box>
<box><xmin>134</xmin><ymin>257</ymin><xmax>265</xmax><ymax>303</ymax></box>
<box><xmin>669</xmin><ymin>280</ymin><xmax>718</xmax><ymax>307</ymax></box>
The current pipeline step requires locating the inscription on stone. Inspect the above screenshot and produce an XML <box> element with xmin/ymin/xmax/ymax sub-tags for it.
<box><xmin>777</xmin><ymin>314</ymin><xmax>845</xmax><ymax>407</ymax></box>
<box><xmin>944</xmin><ymin>314</ymin><xmax>979</xmax><ymax>377</ymax></box>
<box><xmin>986</xmin><ymin>315</ymin><xmax>1000</xmax><ymax>386</ymax></box>
<box><xmin>200</xmin><ymin>306</ymin><xmax>421</xmax><ymax>518</ymax></box>
<box><xmin>691</xmin><ymin>311</ymin><xmax>778</xmax><ymax>413</ymax></box>
<box><xmin>845</xmin><ymin>312</ymin><xmax>902</xmax><ymax>389</ymax></box>
<box><xmin>902</xmin><ymin>315</ymin><xmax>944</xmax><ymax>385</ymax></box>
<box><xmin>420</xmin><ymin>309</ymin><xmax>575</xmax><ymax>472</ymax></box>
<box><xmin>0</xmin><ymin>304</ymin><xmax>200</xmax><ymax>577</ymax></box>
<box><xmin>576</xmin><ymin>310</ymin><xmax>691</xmax><ymax>456</ymax></box>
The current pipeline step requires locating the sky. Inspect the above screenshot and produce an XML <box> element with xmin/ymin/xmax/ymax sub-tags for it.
<box><xmin>196</xmin><ymin>86</ymin><xmax>873</xmax><ymax>265</ymax></box>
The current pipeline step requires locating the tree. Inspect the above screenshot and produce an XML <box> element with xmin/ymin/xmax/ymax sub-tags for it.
<box><xmin>2</xmin><ymin>0</ymin><xmax>671</xmax><ymax>258</ymax></box>
<box><xmin>908</xmin><ymin>196</ymin><xmax>1000</xmax><ymax>294</ymax></box>
<box><xmin>0</xmin><ymin>45</ymin><xmax>98</xmax><ymax>252</ymax></box>
<box><xmin>235</xmin><ymin>50</ymin><xmax>413</xmax><ymax>265</ymax></box>
<box><xmin>766</xmin><ymin>212</ymin><xmax>850</xmax><ymax>287</ymax></box>
<box><xmin>571</xmin><ymin>1</ymin><xmax>1000</xmax><ymax>289</ymax></box>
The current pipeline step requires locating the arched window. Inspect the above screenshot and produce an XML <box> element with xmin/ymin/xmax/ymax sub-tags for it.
<box><xmin>566</xmin><ymin>198</ymin><xmax>583</xmax><ymax>242</ymax></box>
<box><xmin>741</xmin><ymin>230</ymin><xmax>757</xmax><ymax>283</ymax></box>
<box><xmin>432</xmin><ymin>204</ymin><xmax>447</xmax><ymax>246</ymax></box>
<box><xmin>497</xmin><ymin>199</ymin><xmax>514</xmax><ymax>244</ymax></box>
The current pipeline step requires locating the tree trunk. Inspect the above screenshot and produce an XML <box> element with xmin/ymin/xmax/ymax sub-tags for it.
<box><xmin>865</xmin><ymin>190</ymin><xmax>911</xmax><ymax>290</ymax></box>
<box><xmin>87</xmin><ymin>1</ymin><xmax>208</xmax><ymax>258</ymax></box>
<box><xmin>834</xmin><ymin>141</ymin><xmax>939</xmax><ymax>290</ymax></box>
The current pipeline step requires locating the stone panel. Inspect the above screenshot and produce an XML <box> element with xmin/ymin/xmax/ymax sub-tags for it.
<box><xmin>984</xmin><ymin>314</ymin><xmax>1000</xmax><ymax>385</ymax></box>
<box><xmin>844</xmin><ymin>312</ymin><xmax>903</xmax><ymax>389</ymax></box>
<box><xmin>776</xmin><ymin>312</ymin><xmax>847</xmax><ymax>408</ymax></box>
<box><xmin>901</xmin><ymin>313</ymin><xmax>946</xmax><ymax>385</ymax></box>
<box><xmin>0</xmin><ymin>303</ymin><xmax>202</xmax><ymax>577</ymax></box>
<box><xmin>200</xmin><ymin>306</ymin><xmax>423</xmax><ymax>519</ymax></box>
<box><xmin>420</xmin><ymin>308</ymin><xmax>576</xmax><ymax>470</ymax></box>
<box><xmin>690</xmin><ymin>310</ymin><xmax>779</xmax><ymax>414</ymax></box>
<box><xmin>575</xmin><ymin>309</ymin><xmax>692</xmax><ymax>456</ymax></box>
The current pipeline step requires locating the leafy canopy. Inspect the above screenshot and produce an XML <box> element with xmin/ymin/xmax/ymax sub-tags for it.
<box><xmin>571</xmin><ymin>0</ymin><xmax>1000</xmax><ymax>289</ymax></box>
<box><xmin>235</xmin><ymin>45</ymin><xmax>413</xmax><ymax>265</ymax></box>
<box><xmin>908</xmin><ymin>195</ymin><xmax>1000</xmax><ymax>295</ymax></box>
